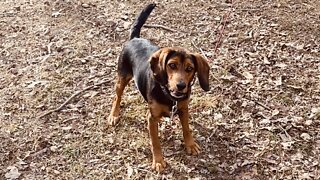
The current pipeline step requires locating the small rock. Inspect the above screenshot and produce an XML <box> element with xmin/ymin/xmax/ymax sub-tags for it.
<box><xmin>53</xmin><ymin>170</ymin><xmax>60</xmax><ymax>175</ymax></box>
<box><xmin>10</xmin><ymin>68</ymin><xmax>19</xmax><ymax>75</ymax></box>
<box><xmin>82</xmin><ymin>3</ymin><xmax>90</xmax><ymax>8</ymax></box>
<box><xmin>121</xmin><ymin>15</ymin><xmax>128</xmax><ymax>20</ymax></box>
<box><xmin>52</xmin><ymin>11</ymin><xmax>61</xmax><ymax>18</ymax></box>
<box><xmin>214</xmin><ymin>16</ymin><xmax>221</xmax><ymax>21</ymax></box>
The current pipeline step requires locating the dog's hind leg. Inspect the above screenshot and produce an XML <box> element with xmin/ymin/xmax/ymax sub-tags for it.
<box><xmin>107</xmin><ymin>54</ymin><xmax>133</xmax><ymax>125</ymax></box>
<box><xmin>107</xmin><ymin>74</ymin><xmax>132</xmax><ymax>125</ymax></box>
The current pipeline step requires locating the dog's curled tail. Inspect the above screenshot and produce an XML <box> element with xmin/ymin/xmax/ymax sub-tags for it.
<box><xmin>129</xmin><ymin>3</ymin><xmax>156</xmax><ymax>40</ymax></box>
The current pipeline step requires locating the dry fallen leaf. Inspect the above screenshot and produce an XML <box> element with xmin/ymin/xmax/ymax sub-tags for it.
<box><xmin>271</xmin><ymin>109</ymin><xmax>280</xmax><ymax>117</ymax></box>
<box><xmin>304</xmin><ymin>120</ymin><xmax>312</xmax><ymax>126</ymax></box>
<box><xmin>220</xmin><ymin>74</ymin><xmax>236</xmax><ymax>82</ymax></box>
<box><xmin>245</xmin><ymin>52</ymin><xmax>259</xmax><ymax>58</ymax></box>
<box><xmin>5</xmin><ymin>166</ymin><xmax>21</xmax><ymax>180</ymax></box>
<box><xmin>127</xmin><ymin>165</ymin><xmax>133</xmax><ymax>178</ymax></box>
<box><xmin>214</xmin><ymin>112</ymin><xmax>223</xmax><ymax>120</ymax></box>
<box><xmin>274</xmin><ymin>63</ymin><xmax>287</xmax><ymax>68</ymax></box>
<box><xmin>123</xmin><ymin>22</ymin><xmax>131</xmax><ymax>29</ymax></box>
<box><xmin>281</xmin><ymin>141</ymin><xmax>294</xmax><ymax>150</ymax></box>
<box><xmin>300</xmin><ymin>133</ymin><xmax>311</xmax><ymax>141</ymax></box>
<box><xmin>309</xmin><ymin>107</ymin><xmax>320</xmax><ymax>119</ymax></box>
<box><xmin>1</xmin><ymin>0</ymin><xmax>319</xmax><ymax>179</ymax></box>
<box><xmin>274</xmin><ymin>76</ymin><xmax>282</xmax><ymax>86</ymax></box>
<box><xmin>50</xmin><ymin>145</ymin><xmax>58</xmax><ymax>152</ymax></box>
<box><xmin>61</xmin><ymin>126</ymin><xmax>72</xmax><ymax>131</ymax></box>
<box><xmin>242</xmin><ymin>71</ymin><xmax>254</xmax><ymax>80</ymax></box>
<box><xmin>259</xmin><ymin>118</ymin><xmax>271</xmax><ymax>125</ymax></box>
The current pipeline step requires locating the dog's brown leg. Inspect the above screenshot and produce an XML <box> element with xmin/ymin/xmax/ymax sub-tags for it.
<box><xmin>179</xmin><ymin>103</ymin><xmax>200</xmax><ymax>155</ymax></box>
<box><xmin>107</xmin><ymin>76</ymin><xmax>131</xmax><ymax>125</ymax></box>
<box><xmin>147</xmin><ymin>113</ymin><xmax>166</xmax><ymax>172</ymax></box>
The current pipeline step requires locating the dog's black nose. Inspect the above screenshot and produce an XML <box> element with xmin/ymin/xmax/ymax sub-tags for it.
<box><xmin>176</xmin><ymin>81</ymin><xmax>186</xmax><ymax>90</ymax></box>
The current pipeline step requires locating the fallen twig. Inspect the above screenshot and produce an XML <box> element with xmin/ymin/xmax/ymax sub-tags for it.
<box><xmin>244</xmin><ymin>97</ymin><xmax>272</xmax><ymax>111</ymax></box>
<box><xmin>254</xmin><ymin>101</ymin><xmax>272</xmax><ymax>111</ymax></box>
<box><xmin>84</xmin><ymin>48</ymin><xmax>111</xmax><ymax>60</ymax></box>
<box><xmin>29</xmin><ymin>148</ymin><xmax>48</xmax><ymax>158</ymax></box>
<box><xmin>268</xmin><ymin>42</ymin><xmax>277</xmax><ymax>58</ymax></box>
<box><xmin>37</xmin><ymin>79</ymin><xmax>112</xmax><ymax>119</ymax></box>
<box><xmin>144</xmin><ymin>24</ymin><xmax>177</xmax><ymax>32</ymax></box>
<box><xmin>47</xmin><ymin>42</ymin><xmax>53</xmax><ymax>54</ymax></box>
<box><xmin>133</xmin><ymin>167</ymin><xmax>158</xmax><ymax>176</ymax></box>
<box><xmin>192</xmin><ymin>40</ymin><xmax>223</xmax><ymax>83</ymax></box>
<box><xmin>191</xmin><ymin>40</ymin><xmax>209</xmax><ymax>61</ymax></box>
<box><xmin>278</xmin><ymin>125</ymin><xmax>292</xmax><ymax>140</ymax></box>
<box><xmin>212</xmin><ymin>0</ymin><xmax>236</xmax><ymax>59</ymax></box>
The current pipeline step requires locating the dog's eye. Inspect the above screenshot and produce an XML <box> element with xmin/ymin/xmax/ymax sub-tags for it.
<box><xmin>186</xmin><ymin>66</ymin><xmax>194</xmax><ymax>72</ymax></box>
<box><xmin>168</xmin><ymin>63</ymin><xmax>177</xmax><ymax>69</ymax></box>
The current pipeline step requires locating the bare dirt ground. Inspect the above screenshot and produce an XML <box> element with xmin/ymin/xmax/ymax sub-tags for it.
<box><xmin>1</xmin><ymin>0</ymin><xmax>319</xmax><ymax>179</ymax></box>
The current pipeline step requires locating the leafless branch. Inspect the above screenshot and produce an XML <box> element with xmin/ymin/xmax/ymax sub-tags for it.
<box><xmin>144</xmin><ymin>24</ymin><xmax>177</xmax><ymax>32</ymax></box>
<box><xmin>37</xmin><ymin>79</ymin><xmax>112</xmax><ymax>119</ymax></box>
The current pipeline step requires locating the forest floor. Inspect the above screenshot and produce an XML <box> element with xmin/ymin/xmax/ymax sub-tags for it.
<box><xmin>1</xmin><ymin>0</ymin><xmax>319</xmax><ymax>179</ymax></box>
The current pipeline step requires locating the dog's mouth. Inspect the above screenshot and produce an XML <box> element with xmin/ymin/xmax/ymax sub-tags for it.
<box><xmin>170</xmin><ymin>90</ymin><xmax>187</xmax><ymax>99</ymax></box>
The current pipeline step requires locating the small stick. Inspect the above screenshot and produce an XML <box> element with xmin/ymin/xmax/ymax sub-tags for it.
<box><xmin>144</xmin><ymin>24</ymin><xmax>177</xmax><ymax>32</ymax></box>
<box><xmin>212</xmin><ymin>0</ymin><xmax>236</xmax><ymax>59</ymax></box>
<box><xmin>132</xmin><ymin>167</ymin><xmax>158</xmax><ymax>176</ymax></box>
<box><xmin>29</xmin><ymin>148</ymin><xmax>48</xmax><ymax>158</ymax></box>
<box><xmin>193</xmin><ymin>40</ymin><xmax>226</xmax><ymax>83</ymax></box>
<box><xmin>255</xmin><ymin>101</ymin><xmax>272</xmax><ymax>111</ymax></box>
<box><xmin>268</xmin><ymin>42</ymin><xmax>277</xmax><ymax>58</ymax></box>
<box><xmin>47</xmin><ymin>42</ymin><xmax>53</xmax><ymax>54</ymax></box>
<box><xmin>84</xmin><ymin>48</ymin><xmax>111</xmax><ymax>60</ymax></box>
<box><xmin>37</xmin><ymin>79</ymin><xmax>112</xmax><ymax>119</ymax></box>
<box><xmin>244</xmin><ymin>97</ymin><xmax>272</xmax><ymax>111</ymax></box>
<box><xmin>278</xmin><ymin>125</ymin><xmax>292</xmax><ymax>141</ymax></box>
<box><xmin>192</xmin><ymin>41</ymin><xmax>221</xmax><ymax>83</ymax></box>
<box><xmin>191</xmin><ymin>40</ymin><xmax>209</xmax><ymax>61</ymax></box>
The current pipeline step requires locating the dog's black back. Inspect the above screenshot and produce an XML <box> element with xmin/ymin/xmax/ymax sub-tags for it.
<box><xmin>118</xmin><ymin>4</ymin><xmax>163</xmax><ymax>102</ymax></box>
<box><xmin>119</xmin><ymin>39</ymin><xmax>159</xmax><ymax>101</ymax></box>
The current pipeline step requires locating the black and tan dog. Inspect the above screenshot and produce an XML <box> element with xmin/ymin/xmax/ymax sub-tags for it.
<box><xmin>107</xmin><ymin>3</ymin><xmax>210</xmax><ymax>172</ymax></box>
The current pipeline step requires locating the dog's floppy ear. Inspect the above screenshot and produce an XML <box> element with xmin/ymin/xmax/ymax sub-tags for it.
<box><xmin>191</xmin><ymin>53</ymin><xmax>210</xmax><ymax>91</ymax></box>
<box><xmin>149</xmin><ymin>48</ymin><xmax>174</xmax><ymax>85</ymax></box>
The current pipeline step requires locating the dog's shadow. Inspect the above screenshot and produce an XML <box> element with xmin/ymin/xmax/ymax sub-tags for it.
<box><xmin>109</xmin><ymin>106</ymin><xmax>236</xmax><ymax>179</ymax></box>
<box><xmin>162</xmin><ymin>121</ymin><xmax>236</xmax><ymax>179</ymax></box>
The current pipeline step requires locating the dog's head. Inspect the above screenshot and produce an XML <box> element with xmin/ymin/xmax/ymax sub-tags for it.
<box><xmin>149</xmin><ymin>47</ymin><xmax>210</xmax><ymax>99</ymax></box>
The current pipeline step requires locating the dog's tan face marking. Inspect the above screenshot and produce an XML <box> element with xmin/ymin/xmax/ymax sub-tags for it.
<box><xmin>166</xmin><ymin>55</ymin><xmax>195</xmax><ymax>98</ymax></box>
<box><xmin>150</xmin><ymin>47</ymin><xmax>210</xmax><ymax>99</ymax></box>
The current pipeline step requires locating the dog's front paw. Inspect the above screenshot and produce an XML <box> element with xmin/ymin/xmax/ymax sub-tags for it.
<box><xmin>107</xmin><ymin>115</ymin><xmax>119</xmax><ymax>126</ymax></box>
<box><xmin>185</xmin><ymin>141</ymin><xmax>201</xmax><ymax>155</ymax></box>
<box><xmin>152</xmin><ymin>156</ymin><xmax>166</xmax><ymax>172</ymax></box>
